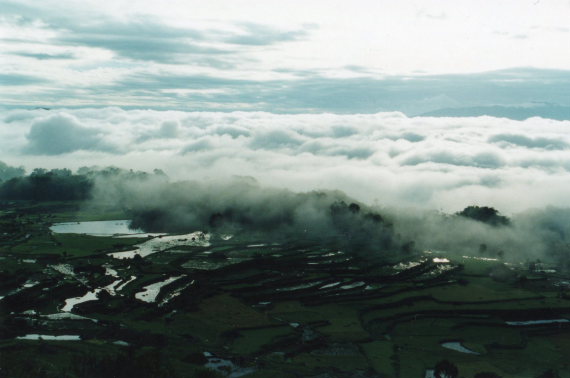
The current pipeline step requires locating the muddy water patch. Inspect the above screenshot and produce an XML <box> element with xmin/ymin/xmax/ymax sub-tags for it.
<box><xmin>17</xmin><ymin>334</ymin><xmax>81</xmax><ymax>341</ymax></box>
<box><xmin>61</xmin><ymin>289</ymin><xmax>101</xmax><ymax>312</ymax></box>
<box><xmin>506</xmin><ymin>319</ymin><xmax>569</xmax><ymax>326</ymax></box>
<box><xmin>109</xmin><ymin>232</ymin><xmax>209</xmax><ymax>259</ymax></box>
<box><xmin>50</xmin><ymin>220</ymin><xmax>143</xmax><ymax>236</ymax></box>
<box><xmin>203</xmin><ymin>352</ymin><xmax>256</xmax><ymax>377</ymax></box>
<box><xmin>135</xmin><ymin>276</ymin><xmax>184</xmax><ymax>303</ymax></box>
<box><xmin>0</xmin><ymin>280</ymin><xmax>40</xmax><ymax>300</ymax></box>
<box><xmin>441</xmin><ymin>341</ymin><xmax>480</xmax><ymax>355</ymax></box>
<box><xmin>116</xmin><ymin>276</ymin><xmax>137</xmax><ymax>291</ymax></box>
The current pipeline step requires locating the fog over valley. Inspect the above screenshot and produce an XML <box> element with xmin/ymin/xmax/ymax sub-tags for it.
<box><xmin>2</xmin><ymin>1</ymin><xmax>570</xmax><ymax>376</ymax></box>
<box><xmin>2</xmin><ymin>108</ymin><xmax>570</xmax><ymax>214</ymax></box>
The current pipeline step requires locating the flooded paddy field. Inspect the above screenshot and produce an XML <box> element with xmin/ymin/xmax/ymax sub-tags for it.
<box><xmin>1</xmin><ymin>201</ymin><xmax>570</xmax><ymax>378</ymax></box>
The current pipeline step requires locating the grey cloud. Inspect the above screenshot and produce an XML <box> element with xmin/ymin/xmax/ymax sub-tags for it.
<box><xmin>0</xmin><ymin>161</ymin><xmax>25</xmax><ymax>181</ymax></box>
<box><xmin>489</xmin><ymin>133</ymin><xmax>569</xmax><ymax>150</ymax></box>
<box><xmin>422</xmin><ymin>105</ymin><xmax>570</xmax><ymax>120</ymax></box>
<box><xmin>57</xmin><ymin>29</ymin><xmax>230</xmax><ymax>63</ymax></box>
<box><xmin>180</xmin><ymin>139</ymin><xmax>213</xmax><ymax>154</ymax></box>
<box><xmin>213</xmin><ymin>126</ymin><xmax>251</xmax><ymax>138</ymax></box>
<box><xmin>297</xmin><ymin>124</ymin><xmax>358</xmax><ymax>138</ymax></box>
<box><xmin>222</xmin><ymin>23</ymin><xmax>311</xmax><ymax>46</ymax></box>
<box><xmin>331</xmin><ymin>125</ymin><xmax>359</xmax><ymax>138</ymax></box>
<box><xmin>91</xmin><ymin>176</ymin><xmax>394</xmax><ymax>255</ymax></box>
<box><xmin>2</xmin><ymin>2</ymin><xmax>213</xmax><ymax>61</ymax></box>
<box><xmin>12</xmin><ymin>52</ymin><xmax>75</xmax><ymax>60</ymax></box>
<box><xmin>4</xmin><ymin>109</ymin><xmax>51</xmax><ymax>123</ymax></box>
<box><xmin>3</xmin><ymin>2</ymin><xmax>570</xmax><ymax>120</ymax></box>
<box><xmin>211</xmin><ymin>68</ymin><xmax>570</xmax><ymax>116</ymax></box>
<box><xmin>518</xmin><ymin>158</ymin><xmax>570</xmax><ymax>172</ymax></box>
<box><xmin>401</xmin><ymin>132</ymin><xmax>424</xmax><ymax>142</ymax></box>
<box><xmin>4</xmin><ymin>65</ymin><xmax>570</xmax><ymax>119</ymax></box>
<box><xmin>391</xmin><ymin>207</ymin><xmax>569</xmax><ymax>265</ymax></box>
<box><xmin>2</xmin><ymin>2</ymin><xmax>309</xmax><ymax>63</ymax></box>
<box><xmin>479</xmin><ymin>175</ymin><xmax>503</xmax><ymax>188</ymax></box>
<box><xmin>343</xmin><ymin>65</ymin><xmax>374</xmax><ymax>74</ymax></box>
<box><xmin>24</xmin><ymin>113</ymin><xmax>114</xmax><ymax>155</ymax></box>
<box><xmin>114</xmin><ymin>72</ymin><xmax>258</xmax><ymax>91</ymax></box>
<box><xmin>399</xmin><ymin>185</ymin><xmax>435</xmax><ymax>203</ymax></box>
<box><xmin>299</xmin><ymin>141</ymin><xmax>374</xmax><ymax>159</ymax></box>
<box><xmin>159</xmin><ymin>121</ymin><xmax>179</xmax><ymax>138</ymax></box>
<box><xmin>402</xmin><ymin>151</ymin><xmax>505</xmax><ymax>169</ymax></box>
<box><xmin>0</xmin><ymin>73</ymin><xmax>48</xmax><ymax>86</ymax></box>
<box><xmin>249</xmin><ymin>129</ymin><xmax>304</xmax><ymax>150</ymax></box>
<box><xmin>389</xmin><ymin>132</ymin><xmax>425</xmax><ymax>142</ymax></box>
<box><xmin>3</xmin><ymin>108</ymin><xmax>570</xmax><ymax>215</ymax></box>
<box><xmin>136</xmin><ymin>120</ymin><xmax>180</xmax><ymax>142</ymax></box>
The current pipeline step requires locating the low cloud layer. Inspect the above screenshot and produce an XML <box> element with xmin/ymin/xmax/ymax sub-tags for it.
<box><xmin>2</xmin><ymin>108</ymin><xmax>570</xmax><ymax>213</ymax></box>
<box><xmin>89</xmin><ymin>174</ymin><xmax>394</xmax><ymax>255</ymax></box>
<box><xmin>24</xmin><ymin>113</ymin><xmax>116</xmax><ymax>155</ymax></box>
<box><xmin>85</xmin><ymin>171</ymin><xmax>570</xmax><ymax>266</ymax></box>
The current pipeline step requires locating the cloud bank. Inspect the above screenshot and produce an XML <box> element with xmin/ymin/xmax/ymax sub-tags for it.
<box><xmin>2</xmin><ymin>107</ymin><xmax>570</xmax><ymax>214</ymax></box>
<box><xmin>24</xmin><ymin>113</ymin><xmax>116</xmax><ymax>155</ymax></box>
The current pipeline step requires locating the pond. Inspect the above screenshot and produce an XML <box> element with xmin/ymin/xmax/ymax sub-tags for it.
<box><xmin>61</xmin><ymin>289</ymin><xmax>101</xmax><ymax>312</ymax></box>
<box><xmin>506</xmin><ymin>319</ymin><xmax>569</xmax><ymax>326</ymax></box>
<box><xmin>135</xmin><ymin>275</ymin><xmax>184</xmax><ymax>303</ymax></box>
<box><xmin>203</xmin><ymin>352</ymin><xmax>256</xmax><ymax>378</ymax></box>
<box><xmin>50</xmin><ymin>220</ymin><xmax>144</xmax><ymax>236</ymax></box>
<box><xmin>441</xmin><ymin>341</ymin><xmax>480</xmax><ymax>355</ymax></box>
<box><xmin>16</xmin><ymin>334</ymin><xmax>81</xmax><ymax>341</ymax></box>
<box><xmin>108</xmin><ymin>231</ymin><xmax>210</xmax><ymax>259</ymax></box>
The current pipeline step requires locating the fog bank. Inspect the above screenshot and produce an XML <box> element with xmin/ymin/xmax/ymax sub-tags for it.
<box><xmin>2</xmin><ymin>108</ymin><xmax>570</xmax><ymax>215</ymax></box>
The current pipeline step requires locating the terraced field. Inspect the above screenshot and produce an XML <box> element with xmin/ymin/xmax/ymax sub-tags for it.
<box><xmin>1</xmin><ymin>201</ymin><xmax>569</xmax><ymax>378</ymax></box>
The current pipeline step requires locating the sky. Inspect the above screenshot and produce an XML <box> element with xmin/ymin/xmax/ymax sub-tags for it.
<box><xmin>1</xmin><ymin>0</ymin><xmax>570</xmax><ymax>213</ymax></box>
<box><xmin>1</xmin><ymin>0</ymin><xmax>569</xmax><ymax>114</ymax></box>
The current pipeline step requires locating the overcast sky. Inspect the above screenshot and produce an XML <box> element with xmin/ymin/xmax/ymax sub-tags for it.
<box><xmin>2</xmin><ymin>1</ymin><xmax>570</xmax><ymax>212</ymax></box>
<box><xmin>1</xmin><ymin>0</ymin><xmax>569</xmax><ymax>113</ymax></box>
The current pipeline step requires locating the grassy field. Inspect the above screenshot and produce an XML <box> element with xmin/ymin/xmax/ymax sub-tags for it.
<box><xmin>1</xmin><ymin>200</ymin><xmax>569</xmax><ymax>378</ymax></box>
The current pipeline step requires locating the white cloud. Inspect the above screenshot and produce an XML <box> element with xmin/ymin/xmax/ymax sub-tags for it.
<box><xmin>24</xmin><ymin>113</ymin><xmax>117</xmax><ymax>155</ymax></box>
<box><xmin>2</xmin><ymin>108</ymin><xmax>570</xmax><ymax>213</ymax></box>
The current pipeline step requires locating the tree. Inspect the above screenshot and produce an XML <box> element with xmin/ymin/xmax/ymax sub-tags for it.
<box><xmin>457</xmin><ymin>205</ymin><xmax>510</xmax><ymax>226</ymax></box>
<box><xmin>434</xmin><ymin>360</ymin><xmax>458</xmax><ymax>378</ymax></box>
<box><xmin>0</xmin><ymin>161</ymin><xmax>25</xmax><ymax>182</ymax></box>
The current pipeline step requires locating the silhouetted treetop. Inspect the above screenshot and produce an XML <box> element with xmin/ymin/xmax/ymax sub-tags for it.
<box><xmin>456</xmin><ymin>205</ymin><xmax>510</xmax><ymax>226</ymax></box>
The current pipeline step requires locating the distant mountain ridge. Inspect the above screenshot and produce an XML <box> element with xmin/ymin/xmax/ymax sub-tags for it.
<box><xmin>419</xmin><ymin>104</ymin><xmax>570</xmax><ymax>121</ymax></box>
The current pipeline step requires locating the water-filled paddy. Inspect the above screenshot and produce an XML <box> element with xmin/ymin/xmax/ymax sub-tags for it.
<box><xmin>16</xmin><ymin>334</ymin><xmax>81</xmax><ymax>341</ymax></box>
<box><xmin>441</xmin><ymin>341</ymin><xmax>480</xmax><ymax>355</ymax></box>
<box><xmin>50</xmin><ymin>220</ymin><xmax>143</xmax><ymax>236</ymax></box>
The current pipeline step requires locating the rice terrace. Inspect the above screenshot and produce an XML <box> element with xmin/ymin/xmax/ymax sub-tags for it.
<box><xmin>2</xmin><ymin>0</ymin><xmax>570</xmax><ymax>377</ymax></box>
<box><xmin>0</xmin><ymin>168</ymin><xmax>569</xmax><ymax>378</ymax></box>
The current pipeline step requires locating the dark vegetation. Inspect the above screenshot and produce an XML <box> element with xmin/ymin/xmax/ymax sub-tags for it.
<box><xmin>456</xmin><ymin>206</ymin><xmax>510</xmax><ymax>226</ymax></box>
<box><xmin>0</xmin><ymin>169</ymin><xmax>92</xmax><ymax>201</ymax></box>
<box><xmin>0</xmin><ymin>166</ymin><xmax>166</xmax><ymax>202</ymax></box>
<box><xmin>1</xmin><ymin>162</ymin><xmax>570</xmax><ymax>377</ymax></box>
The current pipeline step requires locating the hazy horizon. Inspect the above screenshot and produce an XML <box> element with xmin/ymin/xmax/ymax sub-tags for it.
<box><xmin>2</xmin><ymin>0</ymin><xmax>570</xmax><ymax>214</ymax></box>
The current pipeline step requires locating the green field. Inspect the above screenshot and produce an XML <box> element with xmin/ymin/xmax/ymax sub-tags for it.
<box><xmin>1</xmin><ymin>201</ymin><xmax>569</xmax><ymax>378</ymax></box>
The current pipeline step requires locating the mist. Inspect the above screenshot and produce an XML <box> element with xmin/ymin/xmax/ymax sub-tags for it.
<box><xmin>392</xmin><ymin>206</ymin><xmax>570</xmax><ymax>269</ymax></box>
<box><xmin>3</xmin><ymin>108</ymin><xmax>570</xmax><ymax>214</ymax></box>
<box><xmin>2</xmin><ymin>106</ymin><xmax>570</xmax><ymax>267</ymax></box>
<box><xmin>1</xmin><ymin>159</ymin><xmax>570</xmax><ymax>267</ymax></box>
<box><xmin>82</xmin><ymin>169</ymin><xmax>570</xmax><ymax>268</ymax></box>
<box><xmin>88</xmin><ymin>173</ymin><xmax>396</xmax><ymax>256</ymax></box>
